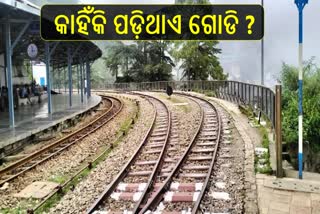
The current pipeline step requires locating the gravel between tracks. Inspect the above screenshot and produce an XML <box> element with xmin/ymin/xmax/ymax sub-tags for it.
<box><xmin>142</xmin><ymin>92</ymin><xmax>202</xmax><ymax>182</ymax></box>
<box><xmin>0</xmin><ymin>95</ymin><xmax>133</xmax><ymax>211</ymax></box>
<box><xmin>0</xmin><ymin>98</ymin><xmax>111</xmax><ymax>169</ymax></box>
<box><xmin>49</xmin><ymin>94</ymin><xmax>155</xmax><ymax>213</ymax></box>
<box><xmin>145</xmin><ymin>92</ymin><xmax>201</xmax><ymax>153</ymax></box>
<box><xmin>199</xmin><ymin>101</ymin><xmax>245</xmax><ymax>214</ymax></box>
<box><xmin>100</xmin><ymin>92</ymin><xmax>202</xmax><ymax>212</ymax></box>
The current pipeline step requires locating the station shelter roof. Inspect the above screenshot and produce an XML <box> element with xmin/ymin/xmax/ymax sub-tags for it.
<box><xmin>0</xmin><ymin>0</ymin><xmax>102</xmax><ymax>69</ymax></box>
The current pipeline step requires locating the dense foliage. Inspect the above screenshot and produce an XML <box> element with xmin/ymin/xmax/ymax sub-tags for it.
<box><xmin>99</xmin><ymin>0</ymin><xmax>226</xmax><ymax>83</ymax></box>
<box><xmin>281</xmin><ymin>58</ymin><xmax>320</xmax><ymax>170</ymax></box>
<box><xmin>101</xmin><ymin>40</ymin><xmax>226</xmax><ymax>82</ymax></box>
<box><xmin>171</xmin><ymin>41</ymin><xmax>227</xmax><ymax>80</ymax></box>
<box><xmin>103</xmin><ymin>41</ymin><xmax>174</xmax><ymax>82</ymax></box>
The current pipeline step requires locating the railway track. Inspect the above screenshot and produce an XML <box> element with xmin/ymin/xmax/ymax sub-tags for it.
<box><xmin>141</xmin><ymin>94</ymin><xmax>221</xmax><ymax>213</ymax></box>
<box><xmin>87</xmin><ymin>93</ymin><xmax>222</xmax><ymax>214</ymax></box>
<box><xmin>87</xmin><ymin>94</ymin><xmax>171</xmax><ymax>213</ymax></box>
<box><xmin>0</xmin><ymin>95</ymin><xmax>123</xmax><ymax>187</ymax></box>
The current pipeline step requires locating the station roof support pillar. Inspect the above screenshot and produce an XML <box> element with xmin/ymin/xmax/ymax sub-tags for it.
<box><xmin>5</xmin><ymin>21</ymin><xmax>15</xmax><ymax>127</ymax></box>
<box><xmin>77</xmin><ymin>64</ymin><xmax>80</xmax><ymax>94</ymax></box>
<box><xmin>80</xmin><ymin>60</ymin><xmax>84</xmax><ymax>103</ymax></box>
<box><xmin>70</xmin><ymin>44</ymin><xmax>82</xmax><ymax>98</ymax></box>
<box><xmin>67</xmin><ymin>46</ymin><xmax>72</xmax><ymax>107</ymax></box>
<box><xmin>45</xmin><ymin>42</ymin><xmax>59</xmax><ymax>115</ymax></box>
<box><xmin>64</xmin><ymin>67</ymin><xmax>66</xmax><ymax>93</ymax></box>
<box><xmin>58</xmin><ymin>67</ymin><xmax>61</xmax><ymax>93</ymax></box>
<box><xmin>45</xmin><ymin>43</ymin><xmax>52</xmax><ymax>114</ymax></box>
<box><xmin>86</xmin><ymin>58</ymin><xmax>91</xmax><ymax>98</ymax></box>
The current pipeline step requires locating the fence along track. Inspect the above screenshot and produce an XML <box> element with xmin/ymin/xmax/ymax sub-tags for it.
<box><xmin>87</xmin><ymin>93</ymin><xmax>171</xmax><ymax>214</ymax></box>
<box><xmin>0</xmin><ymin>95</ymin><xmax>123</xmax><ymax>187</ymax></box>
<box><xmin>101</xmin><ymin>80</ymin><xmax>276</xmax><ymax>128</ymax></box>
<box><xmin>140</xmin><ymin>93</ymin><xmax>222</xmax><ymax>214</ymax></box>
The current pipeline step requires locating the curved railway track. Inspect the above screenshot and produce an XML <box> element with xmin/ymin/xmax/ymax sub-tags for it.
<box><xmin>141</xmin><ymin>93</ymin><xmax>222</xmax><ymax>214</ymax></box>
<box><xmin>87</xmin><ymin>93</ymin><xmax>171</xmax><ymax>214</ymax></box>
<box><xmin>88</xmin><ymin>92</ymin><xmax>222</xmax><ymax>214</ymax></box>
<box><xmin>0</xmin><ymin>95</ymin><xmax>123</xmax><ymax>187</ymax></box>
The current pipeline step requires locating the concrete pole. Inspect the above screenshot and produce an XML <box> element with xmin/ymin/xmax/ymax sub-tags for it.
<box><xmin>5</xmin><ymin>21</ymin><xmax>15</xmax><ymax>127</ymax></box>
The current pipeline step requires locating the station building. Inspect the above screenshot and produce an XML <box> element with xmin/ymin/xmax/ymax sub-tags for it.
<box><xmin>0</xmin><ymin>0</ymin><xmax>102</xmax><ymax>156</ymax></box>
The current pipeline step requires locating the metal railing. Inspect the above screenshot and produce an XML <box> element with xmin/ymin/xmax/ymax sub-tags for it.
<box><xmin>99</xmin><ymin>80</ymin><xmax>276</xmax><ymax>128</ymax></box>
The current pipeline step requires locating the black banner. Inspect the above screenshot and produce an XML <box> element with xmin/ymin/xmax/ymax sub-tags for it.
<box><xmin>41</xmin><ymin>4</ymin><xmax>264</xmax><ymax>41</ymax></box>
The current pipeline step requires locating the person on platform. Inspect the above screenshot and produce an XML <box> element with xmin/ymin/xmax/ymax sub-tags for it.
<box><xmin>84</xmin><ymin>78</ymin><xmax>87</xmax><ymax>94</ymax></box>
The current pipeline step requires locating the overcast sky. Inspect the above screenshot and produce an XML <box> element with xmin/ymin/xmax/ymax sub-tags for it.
<box><xmin>41</xmin><ymin>0</ymin><xmax>320</xmax><ymax>87</ymax></box>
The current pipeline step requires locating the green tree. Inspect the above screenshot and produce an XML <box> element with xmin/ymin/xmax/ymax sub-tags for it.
<box><xmin>103</xmin><ymin>42</ymin><xmax>136</xmax><ymax>82</ymax></box>
<box><xmin>132</xmin><ymin>41</ymin><xmax>174</xmax><ymax>82</ymax></box>
<box><xmin>171</xmin><ymin>41</ymin><xmax>227</xmax><ymax>80</ymax></box>
<box><xmin>103</xmin><ymin>41</ymin><xmax>174</xmax><ymax>82</ymax></box>
<box><xmin>281</xmin><ymin>58</ymin><xmax>320</xmax><ymax>171</ymax></box>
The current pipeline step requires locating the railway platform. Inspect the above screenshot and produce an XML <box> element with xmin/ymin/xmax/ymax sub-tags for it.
<box><xmin>257</xmin><ymin>174</ymin><xmax>320</xmax><ymax>214</ymax></box>
<box><xmin>0</xmin><ymin>94</ymin><xmax>101</xmax><ymax>155</ymax></box>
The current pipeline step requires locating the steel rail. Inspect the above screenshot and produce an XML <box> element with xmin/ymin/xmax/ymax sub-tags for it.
<box><xmin>0</xmin><ymin>95</ymin><xmax>123</xmax><ymax>186</ymax></box>
<box><xmin>140</xmin><ymin>92</ymin><xmax>222</xmax><ymax>214</ymax></box>
<box><xmin>87</xmin><ymin>93</ymin><xmax>171</xmax><ymax>214</ymax></box>
<box><xmin>135</xmin><ymin>92</ymin><xmax>204</xmax><ymax>213</ymax></box>
<box><xmin>32</xmin><ymin>97</ymin><xmax>139</xmax><ymax>213</ymax></box>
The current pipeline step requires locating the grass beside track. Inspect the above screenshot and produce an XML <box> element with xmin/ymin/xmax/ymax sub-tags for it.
<box><xmin>0</xmin><ymin>97</ymin><xmax>138</xmax><ymax>214</ymax></box>
<box><xmin>239</xmin><ymin>105</ymin><xmax>273</xmax><ymax>175</ymax></box>
<box><xmin>158</xmin><ymin>94</ymin><xmax>191</xmax><ymax>113</ymax></box>
<box><xmin>34</xmin><ymin>98</ymin><xmax>139</xmax><ymax>214</ymax></box>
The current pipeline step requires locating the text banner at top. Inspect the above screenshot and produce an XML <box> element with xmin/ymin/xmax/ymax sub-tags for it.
<box><xmin>41</xmin><ymin>4</ymin><xmax>264</xmax><ymax>41</ymax></box>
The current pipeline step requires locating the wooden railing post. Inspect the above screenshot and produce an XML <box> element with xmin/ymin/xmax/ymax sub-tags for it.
<box><xmin>275</xmin><ymin>84</ymin><xmax>283</xmax><ymax>178</ymax></box>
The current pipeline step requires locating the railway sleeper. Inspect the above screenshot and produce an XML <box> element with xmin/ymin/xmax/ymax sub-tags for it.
<box><xmin>152</xmin><ymin>128</ymin><xmax>168</xmax><ymax>134</ymax></box>
<box><xmin>179</xmin><ymin>173</ymin><xmax>207</xmax><ymax>178</ymax></box>
<box><xmin>163</xmin><ymin>191</ymin><xmax>201</xmax><ymax>202</ymax></box>
<box><xmin>195</xmin><ymin>142</ymin><xmax>216</xmax><ymax>147</ymax></box>
<box><xmin>128</xmin><ymin>170</ymin><xmax>152</xmax><ymax>176</ymax></box>
<box><xmin>188</xmin><ymin>156</ymin><xmax>213</xmax><ymax>161</ymax></box>
<box><xmin>0</xmin><ymin>174</ymin><xmax>13</xmax><ymax>180</ymax></box>
<box><xmin>110</xmin><ymin>191</ymin><xmax>144</xmax><ymax>202</ymax></box>
<box><xmin>197</xmin><ymin>136</ymin><xmax>217</xmax><ymax>141</ymax></box>
<box><xmin>145</xmin><ymin>149</ymin><xmax>162</xmax><ymax>154</ymax></box>
<box><xmin>115</xmin><ymin>182</ymin><xmax>204</xmax><ymax>193</ymax></box>
<box><xmin>191</xmin><ymin>148</ymin><xmax>215</xmax><ymax>153</ymax></box>
<box><xmin>146</xmin><ymin>144</ymin><xmax>164</xmax><ymax>149</ymax></box>
<box><xmin>200</xmin><ymin>132</ymin><xmax>217</xmax><ymax>137</ymax></box>
<box><xmin>135</xmin><ymin>160</ymin><xmax>158</xmax><ymax>165</ymax></box>
<box><xmin>150</xmin><ymin>137</ymin><xmax>166</xmax><ymax>142</ymax></box>
<box><xmin>157</xmin><ymin>125</ymin><xmax>169</xmax><ymax>129</ymax></box>
<box><xmin>182</xmin><ymin>165</ymin><xmax>210</xmax><ymax>170</ymax></box>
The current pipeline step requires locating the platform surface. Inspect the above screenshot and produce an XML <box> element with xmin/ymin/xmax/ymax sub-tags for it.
<box><xmin>0</xmin><ymin>94</ymin><xmax>101</xmax><ymax>148</ymax></box>
<box><xmin>257</xmin><ymin>174</ymin><xmax>320</xmax><ymax>214</ymax></box>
